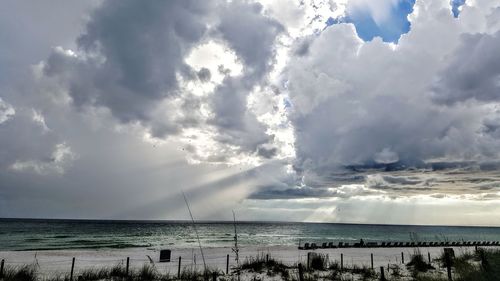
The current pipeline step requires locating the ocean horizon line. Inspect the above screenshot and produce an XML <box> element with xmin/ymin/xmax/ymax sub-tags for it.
<box><xmin>2</xmin><ymin>217</ymin><xmax>500</xmax><ymax>229</ymax></box>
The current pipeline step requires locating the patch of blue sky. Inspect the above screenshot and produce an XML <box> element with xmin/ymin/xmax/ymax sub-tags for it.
<box><xmin>283</xmin><ymin>97</ymin><xmax>292</xmax><ymax>109</ymax></box>
<box><xmin>324</xmin><ymin>0</ymin><xmax>467</xmax><ymax>43</ymax></box>
<box><xmin>325</xmin><ymin>16</ymin><xmax>343</xmax><ymax>26</ymax></box>
<box><xmin>450</xmin><ymin>0</ymin><xmax>466</xmax><ymax>17</ymax></box>
<box><xmin>325</xmin><ymin>0</ymin><xmax>415</xmax><ymax>43</ymax></box>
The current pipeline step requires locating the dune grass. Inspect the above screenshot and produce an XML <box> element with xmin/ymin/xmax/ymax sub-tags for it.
<box><xmin>1</xmin><ymin>263</ymin><xmax>225</xmax><ymax>281</ymax></box>
<box><xmin>240</xmin><ymin>253</ymin><xmax>290</xmax><ymax>280</ymax></box>
<box><xmin>412</xmin><ymin>248</ymin><xmax>500</xmax><ymax>281</ymax></box>
<box><xmin>2</xmin><ymin>265</ymin><xmax>38</xmax><ymax>281</ymax></box>
<box><xmin>4</xmin><ymin>249</ymin><xmax>500</xmax><ymax>281</ymax></box>
<box><xmin>453</xmin><ymin>248</ymin><xmax>500</xmax><ymax>281</ymax></box>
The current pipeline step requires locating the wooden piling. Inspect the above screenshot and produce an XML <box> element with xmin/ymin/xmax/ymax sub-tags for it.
<box><xmin>70</xmin><ymin>257</ymin><xmax>75</xmax><ymax>281</ymax></box>
<box><xmin>371</xmin><ymin>253</ymin><xmax>373</xmax><ymax>269</ymax></box>
<box><xmin>445</xmin><ymin>252</ymin><xmax>452</xmax><ymax>281</ymax></box>
<box><xmin>380</xmin><ymin>266</ymin><xmax>385</xmax><ymax>281</ymax></box>
<box><xmin>340</xmin><ymin>253</ymin><xmax>343</xmax><ymax>271</ymax></box>
<box><xmin>126</xmin><ymin>257</ymin><xmax>129</xmax><ymax>276</ymax></box>
<box><xmin>298</xmin><ymin>263</ymin><xmax>304</xmax><ymax>281</ymax></box>
<box><xmin>307</xmin><ymin>252</ymin><xmax>311</xmax><ymax>270</ymax></box>
<box><xmin>0</xmin><ymin>259</ymin><xmax>4</xmax><ymax>278</ymax></box>
<box><xmin>428</xmin><ymin>252</ymin><xmax>431</xmax><ymax>264</ymax></box>
<box><xmin>178</xmin><ymin>256</ymin><xmax>182</xmax><ymax>278</ymax></box>
<box><xmin>401</xmin><ymin>252</ymin><xmax>404</xmax><ymax>264</ymax></box>
<box><xmin>226</xmin><ymin>254</ymin><xmax>229</xmax><ymax>274</ymax></box>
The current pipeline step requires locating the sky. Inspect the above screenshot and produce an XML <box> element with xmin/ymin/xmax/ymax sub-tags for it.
<box><xmin>2</xmin><ymin>0</ymin><xmax>500</xmax><ymax>226</ymax></box>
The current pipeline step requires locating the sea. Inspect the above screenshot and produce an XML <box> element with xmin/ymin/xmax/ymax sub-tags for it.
<box><xmin>2</xmin><ymin>219</ymin><xmax>500</xmax><ymax>251</ymax></box>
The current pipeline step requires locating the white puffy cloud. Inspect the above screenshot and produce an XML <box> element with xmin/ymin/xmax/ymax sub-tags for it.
<box><xmin>0</xmin><ymin>98</ymin><xmax>15</xmax><ymax>124</ymax></box>
<box><xmin>10</xmin><ymin>143</ymin><xmax>77</xmax><ymax>175</ymax></box>
<box><xmin>284</xmin><ymin>0</ymin><xmax>500</xmax><ymax>180</ymax></box>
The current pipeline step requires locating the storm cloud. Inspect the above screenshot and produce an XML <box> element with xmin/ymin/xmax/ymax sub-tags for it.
<box><xmin>286</xmin><ymin>0</ymin><xmax>500</xmax><ymax>178</ymax></box>
<box><xmin>43</xmin><ymin>0</ymin><xmax>215</xmax><ymax>126</ymax></box>
<box><xmin>2</xmin><ymin>0</ymin><xmax>500</xmax><ymax>224</ymax></box>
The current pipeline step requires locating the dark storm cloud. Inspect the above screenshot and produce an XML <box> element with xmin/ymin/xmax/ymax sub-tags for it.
<box><xmin>0</xmin><ymin>0</ymin><xmax>291</xmax><ymax>219</ymax></box>
<box><xmin>249</xmin><ymin>183</ymin><xmax>381</xmax><ymax>199</ymax></box>
<box><xmin>215</xmin><ymin>1</ymin><xmax>284</xmax><ymax>78</ymax></box>
<box><xmin>41</xmin><ymin>0</ymin><xmax>284</xmax><ymax>156</ymax></box>
<box><xmin>249</xmin><ymin>186</ymin><xmax>335</xmax><ymax>199</ymax></box>
<box><xmin>197</xmin><ymin>68</ymin><xmax>212</xmax><ymax>82</ymax></box>
<box><xmin>256</xmin><ymin>145</ymin><xmax>278</xmax><ymax>159</ymax></box>
<box><xmin>209</xmin><ymin>77</ymin><xmax>269</xmax><ymax>153</ymax></box>
<box><xmin>43</xmin><ymin>0</ymin><xmax>215</xmax><ymax>124</ymax></box>
<box><xmin>0</xmin><ymin>107</ymin><xmax>71</xmax><ymax>174</ymax></box>
<box><xmin>208</xmin><ymin>0</ymin><xmax>284</xmax><ymax>154</ymax></box>
<box><xmin>431</xmin><ymin>31</ymin><xmax>500</xmax><ymax>105</ymax></box>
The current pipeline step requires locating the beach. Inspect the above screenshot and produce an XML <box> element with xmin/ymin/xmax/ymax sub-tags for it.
<box><xmin>0</xmin><ymin>245</ymin><xmax>482</xmax><ymax>279</ymax></box>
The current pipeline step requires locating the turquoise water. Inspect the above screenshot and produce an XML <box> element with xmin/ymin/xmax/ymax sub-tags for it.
<box><xmin>2</xmin><ymin>219</ymin><xmax>500</xmax><ymax>251</ymax></box>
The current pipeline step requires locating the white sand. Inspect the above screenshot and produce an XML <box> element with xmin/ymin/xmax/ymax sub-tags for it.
<box><xmin>0</xmin><ymin>245</ymin><xmax>482</xmax><ymax>279</ymax></box>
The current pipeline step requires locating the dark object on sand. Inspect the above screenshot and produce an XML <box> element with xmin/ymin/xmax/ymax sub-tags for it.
<box><xmin>159</xmin><ymin>249</ymin><xmax>171</xmax><ymax>262</ymax></box>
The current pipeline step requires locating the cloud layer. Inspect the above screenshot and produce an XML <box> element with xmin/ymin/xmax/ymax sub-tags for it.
<box><xmin>2</xmin><ymin>0</ymin><xmax>500</xmax><ymax>224</ymax></box>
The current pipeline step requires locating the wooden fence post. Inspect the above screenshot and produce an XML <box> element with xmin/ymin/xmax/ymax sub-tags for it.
<box><xmin>0</xmin><ymin>259</ymin><xmax>4</xmax><ymax>278</ymax></box>
<box><xmin>126</xmin><ymin>257</ymin><xmax>129</xmax><ymax>276</ymax></box>
<box><xmin>212</xmin><ymin>271</ymin><xmax>217</xmax><ymax>281</ymax></box>
<box><xmin>428</xmin><ymin>252</ymin><xmax>431</xmax><ymax>264</ymax></box>
<box><xmin>298</xmin><ymin>263</ymin><xmax>304</xmax><ymax>281</ymax></box>
<box><xmin>340</xmin><ymin>253</ymin><xmax>343</xmax><ymax>271</ymax></box>
<box><xmin>370</xmin><ymin>253</ymin><xmax>374</xmax><ymax>269</ymax></box>
<box><xmin>178</xmin><ymin>256</ymin><xmax>182</xmax><ymax>278</ymax></box>
<box><xmin>226</xmin><ymin>254</ymin><xmax>229</xmax><ymax>274</ymax></box>
<box><xmin>445</xmin><ymin>252</ymin><xmax>452</xmax><ymax>281</ymax></box>
<box><xmin>380</xmin><ymin>266</ymin><xmax>385</xmax><ymax>281</ymax></box>
<box><xmin>266</xmin><ymin>254</ymin><xmax>269</xmax><ymax>263</ymax></box>
<box><xmin>307</xmin><ymin>252</ymin><xmax>311</xmax><ymax>270</ymax></box>
<box><xmin>70</xmin><ymin>257</ymin><xmax>75</xmax><ymax>281</ymax></box>
<box><xmin>401</xmin><ymin>252</ymin><xmax>404</xmax><ymax>264</ymax></box>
